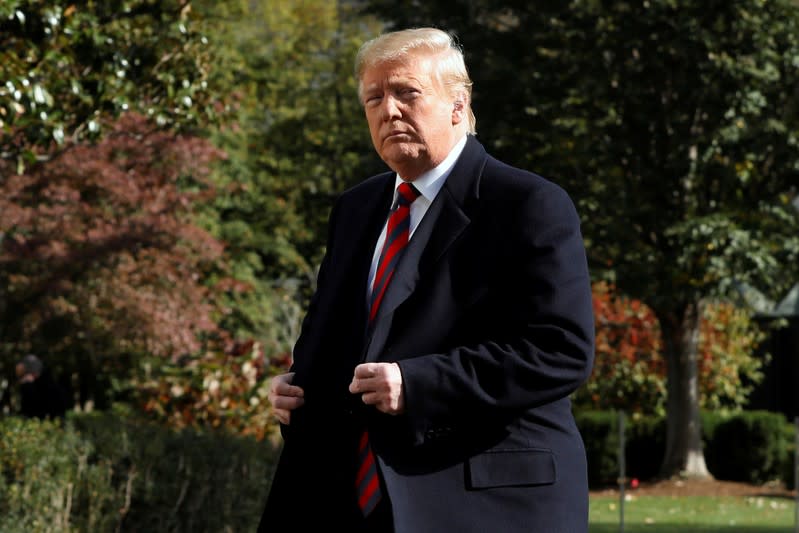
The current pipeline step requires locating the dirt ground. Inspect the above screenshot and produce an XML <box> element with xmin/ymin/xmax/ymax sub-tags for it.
<box><xmin>591</xmin><ymin>477</ymin><xmax>797</xmax><ymax>498</ymax></box>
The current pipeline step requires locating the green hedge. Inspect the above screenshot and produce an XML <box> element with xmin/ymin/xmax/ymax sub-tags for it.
<box><xmin>576</xmin><ymin>409</ymin><xmax>796</xmax><ymax>488</ymax></box>
<box><xmin>575</xmin><ymin>410</ymin><xmax>620</xmax><ymax>487</ymax></box>
<box><xmin>0</xmin><ymin>410</ymin><xmax>280</xmax><ymax>532</ymax></box>
<box><xmin>2</xmin><ymin>408</ymin><xmax>794</xmax><ymax>530</ymax></box>
<box><xmin>0</xmin><ymin>417</ymin><xmax>111</xmax><ymax>533</ymax></box>
<box><xmin>624</xmin><ymin>413</ymin><xmax>666</xmax><ymax>482</ymax></box>
<box><xmin>780</xmin><ymin>420</ymin><xmax>797</xmax><ymax>491</ymax></box>
<box><xmin>575</xmin><ymin>410</ymin><xmax>666</xmax><ymax>487</ymax></box>
<box><xmin>703</xmin><ymin>410</ymin><xmax>790</xmax><ymax>484</ymax></box>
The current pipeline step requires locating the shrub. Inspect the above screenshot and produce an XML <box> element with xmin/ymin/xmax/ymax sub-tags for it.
<box><xmin>698</xmin><ymin>302</ymin><xmax>768</xmax><ymax>410</ymax></box>
<box><xmin>575</xmin><ymin>284</ymin><xmax>768</xmax><ymax>416</ymax></box>
<box><xmin>624</xmin><ymin>414</ymin><xmax>666</xmax><ymax>482</ymax></box>
<box><xmin>575</xmin><ymin>283</ymin><xmax>666</xmax><ymax>416</ymax></box>
<box><xmin>0</xmin><ymin>411</ymin><xmax>280</xmax><ymax>532</ymax></box>
<box><xmin>703</xmin><ymin>410</ymin><xmax>789</xmax><ymax>484</ymax></box>
<box><xmin>782</xmin><ymin>420</ymin><xmax>797</xmax><ymax>490</ymax></box>
<box><xmin>577</xmin><ymin>409</ymin><xmax>795</xmax><ymax>488</ymax></box>
<box><xmin>0</xmin><ymin>417</ymin><xmax>118</xmax><ymax>532</ymax></box>
<box><xmin>575</xmin><ymin>410</ymin><xmax>621</xmax><ymax>487</ymax></box>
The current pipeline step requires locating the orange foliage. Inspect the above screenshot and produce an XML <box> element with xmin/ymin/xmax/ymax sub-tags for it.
<box><xmin>576</xmin><ymin>283</ymin><xmax>765</xmax><ymax>414</ymax></box>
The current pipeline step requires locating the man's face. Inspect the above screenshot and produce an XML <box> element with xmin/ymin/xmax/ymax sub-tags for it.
<box><xmin>361</xmin><ymin>54</ymin><xmax>464</xmax><ymax>180</ymax></box>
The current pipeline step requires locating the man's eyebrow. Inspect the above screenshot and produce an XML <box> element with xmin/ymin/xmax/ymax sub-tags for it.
<box><xmin>389</xmin><ymin>77</ymin><xmax>421</xmax><ymax>86</ymax></box>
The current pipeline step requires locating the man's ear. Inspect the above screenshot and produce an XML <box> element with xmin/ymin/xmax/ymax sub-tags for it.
<box><xmin>452</xmin><ymin>98</ymin><xmax>465</xmax><ymax>125</ymax></box>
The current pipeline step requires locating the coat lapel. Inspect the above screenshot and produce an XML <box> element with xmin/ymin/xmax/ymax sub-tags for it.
<box><xmin>364</xmin><ymin>136</ymin><xmax>488</xmax><ymax>361</ymax></box>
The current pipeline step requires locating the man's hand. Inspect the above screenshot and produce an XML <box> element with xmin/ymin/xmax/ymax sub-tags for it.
<box><xmin>268</xmin><ymin>372</ymin><xmax>305</xmax><ymax>425</ymax></box>
<box><xmin>349</xmin><ymin>362</ymin><xmax>404</xmax><ymax>415</ymax></box>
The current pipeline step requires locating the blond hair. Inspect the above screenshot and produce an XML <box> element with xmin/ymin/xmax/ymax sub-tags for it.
<box><xmin>355</xmin><ymin>27</ymin><xmax>476</xmax><ymax>135</ymax></box>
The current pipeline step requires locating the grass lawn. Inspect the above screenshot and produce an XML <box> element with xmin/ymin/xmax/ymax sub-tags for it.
<box><xmin>590</xmin><ymin>494</ymin><xmax>797</xmax><ymax>532</ymax></box>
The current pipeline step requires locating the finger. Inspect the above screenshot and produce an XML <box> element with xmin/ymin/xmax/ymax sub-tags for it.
<box><xmin>350</xmin><ymin>368</ymin><xmax>377</xmax><ymax>394</ymax></box>
<box><xmin>362</xmin><ymin>393</ymin><xmax>394</xmax><ymax>415</ymax></box>
<box><xmin>272</xmin><ymin>374</ymin><xmax>304</xmax><ymax>395</ymax></box>
<box><xmin>271</xmin><ymin>395</ymin><xmax>304</xmax><ymax>411</ymax></box>
<box><xmin>360</xmin><ymin>391</ymin><xmax>378</xmax><ymax>405</ymax></box>
<box><xmin>275</xmin><ymin>383</ymin><xmax>305</xmax><ymax>397</ymax></box>
<box><xmin>273</xmin><ymin>372</ymin><xmax>295</xmax><ymax>386</ymax></box>
<box><xmin>353</xmin><ymin>363</ymin><xmax>378</xmax><ymax>379</ymax></box>
<box><xmin>268</xmin><ymin>390</ymin><xmax>300</xmax><ymax>409</ymax></box>
<box><xmin>274</xmin><ymin>408</ymin><xmax>290</xmax><ymax>425</ymax></box>
<box><xmin>351</xmin><ymin>375</ymin><xmax>381</xmax><ymax>395</ymax></box>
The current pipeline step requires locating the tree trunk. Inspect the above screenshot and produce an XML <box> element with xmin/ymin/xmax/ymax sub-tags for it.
<box><xmin>657</xmin><ymin>301</ymin><xmax>711</xmax><ymax>479</ymax></box>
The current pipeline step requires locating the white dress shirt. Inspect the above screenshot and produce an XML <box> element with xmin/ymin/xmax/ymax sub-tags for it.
<box><xmin>367</xmin><ymin>135</ymin><xmax>468</xmax><ymax>298</ymax></box>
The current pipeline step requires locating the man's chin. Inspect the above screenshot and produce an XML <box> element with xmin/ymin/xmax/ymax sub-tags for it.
<box><xmin>381</xmin><ymin>136</ymin><xmax>414</xmax><ymax>152</ymax></box>
<box><xmin>382</xmin><ymin>148</ymin><xmax>421</xmax><ymax>168</ymax></box>
<box><xmin>381</xmin><ymin>141</ymin><xmax>420</xmax><ymax>158</ymax></box>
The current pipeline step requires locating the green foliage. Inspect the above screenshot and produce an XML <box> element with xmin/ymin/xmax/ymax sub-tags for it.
<box><xmin>199</xmin><ymin>0</ymin><xmax>384</xmax><ymax>297</ymax></box>
<box><xmin>624</xmin><ymin>415</ymin><xmax>666</xmax><ymax>482</ymax></box>
<box><xmin>0</xmin><ymin>411</ymin><xmax>277</xmax><ymax>532</ymax></box>
<box><xmin>781</xmin><ymin>420</ymin><xmax>797</xmax><ymax>490</ymax></box>
<box><xmin>575</xmin><ymin>410</ymin><xmax>665</xmax><ymax>487</ymax></box>
<box><xmin>0</xmin><ymin>416</ymin><xmax>118</xmax><ymax>532</ymax></box>
<box><xmin>0</xmin><ymin>0</ymin><xmax>221</xmax><ymax>169</ymax></box>
<box><xmin>0</xmin><ymin>0</ymin><xmax>237</xmax><ymax>412</ymax></box>
<box><xmin>703</xmin><ymin>410</ymin><xmax>792</xmax><ymax>484</ymax></box>
<box><xmin>0</xmin><ymin>0</ymin><xmax>386</xmax><ymax>420</ymax></box>
<box><xmin>698</xmin><ymin>301</ymin><xmax>768</xmax><ymax>410</ymax></box>
<box><xmin>576</xmin><ymin>410</ymin><xmax>794</xmax><ymax>488</ymax></box>
<box><xmin>146</xmin><ymin>0</ymin><xmax>390</xmax><ymax>360</ymax></box>
<box><xmin>368</xmin><ymin>0</ymin><xmax>799</xmax><ymax>304</ymax></box>
<box><xmin>575</xmin><ymin>410</ymin><xmax>621</xmax><ymax>487</ymax></box>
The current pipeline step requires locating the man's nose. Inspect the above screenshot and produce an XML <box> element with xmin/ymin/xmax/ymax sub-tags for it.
<box><xmin>380</xmin><ymin>95</ymin><xmax>401</xmax><ymax>121</ymax></box>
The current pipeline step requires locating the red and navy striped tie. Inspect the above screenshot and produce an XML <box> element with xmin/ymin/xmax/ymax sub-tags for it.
<box><xmin>356</xmin><ymin>181</ymin><xmax>420</xmax><ymax>516</ymax></box>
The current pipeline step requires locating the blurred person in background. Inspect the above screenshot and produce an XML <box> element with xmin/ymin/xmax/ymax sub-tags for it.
<box><xmin>16</xmin><ymin>353</ymin><xmax>68</xmax><ymax>420</ymax></box>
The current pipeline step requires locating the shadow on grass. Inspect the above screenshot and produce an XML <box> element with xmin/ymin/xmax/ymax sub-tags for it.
<box><xmin>591</xmin><ymin>526</ymin><xmax>794</xmax><ymax>533</ymax></box>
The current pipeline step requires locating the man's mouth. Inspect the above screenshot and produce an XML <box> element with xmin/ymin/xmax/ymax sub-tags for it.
<box><xmin>385</xmin><ymin>131</ymin><xmax>410</xmax><ymax>141</ymax></box>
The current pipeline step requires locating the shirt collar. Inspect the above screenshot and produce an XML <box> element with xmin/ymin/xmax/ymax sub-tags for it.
<box><xmin>394</xmin><ymin>135</ymin><xmax>468</xmax><ymax>202</ymax></box>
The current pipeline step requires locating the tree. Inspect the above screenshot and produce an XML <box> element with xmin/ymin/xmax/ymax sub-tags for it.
<box><xmin>193</xmin><ymin>0</ymin><xmax>384</xmax><ymax>345</ymax></box>
<box><xmin>364</xmin><ymin>0</ymin><xmax>799</xmax><ymax>478</ymax></box>
<box><xmin>0</xmin><ymin>0</ymin><xmax>386</xmax><ymax>432</ymax></box>
<box><xmin>0</xmin><ymin>0</ymin><xmax>234</xmax><ymax>410</ymax></box>
<box><xmin>0</xmin><ymin>0</ymin><xmax>218</xmax><ymax>169</ymax></box>
<box><xmin>100</xmin><ymin>0</ymin><xmax>389</xmax><ymax>436</ymax></box>
<box><xmin>0</xmin><ymin>113</ymin><xmax>227</xmax><ymax>409</ymax></box>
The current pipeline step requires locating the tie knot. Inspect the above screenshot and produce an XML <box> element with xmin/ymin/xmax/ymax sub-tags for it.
<box><xmin>396</xmin><ymin>182</ymin><xmax>420</xmax><ymax>207</ymax></box>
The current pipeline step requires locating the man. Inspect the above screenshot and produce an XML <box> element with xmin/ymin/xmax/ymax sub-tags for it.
<box><xmin>259</xmin><ymin>27</ymin><xmax>595</xmax><ymax>532</ymax></box>
<box><xmin>16</xmin><ymin>354</ymin><xmax>67</xmax><ymax>420</ymax></box>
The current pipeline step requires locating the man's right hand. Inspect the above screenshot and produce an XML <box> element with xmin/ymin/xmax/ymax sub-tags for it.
<box><xmin>268</xmin><ymin>372</ymin><xmax>305</xmax><ymax>425</ymax></box>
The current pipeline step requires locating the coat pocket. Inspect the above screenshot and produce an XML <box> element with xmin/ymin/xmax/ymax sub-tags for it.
<box><xmin>466</xmin><ymin>448</ymin><xmax>556</xmax><ymax>489</ymax></box>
